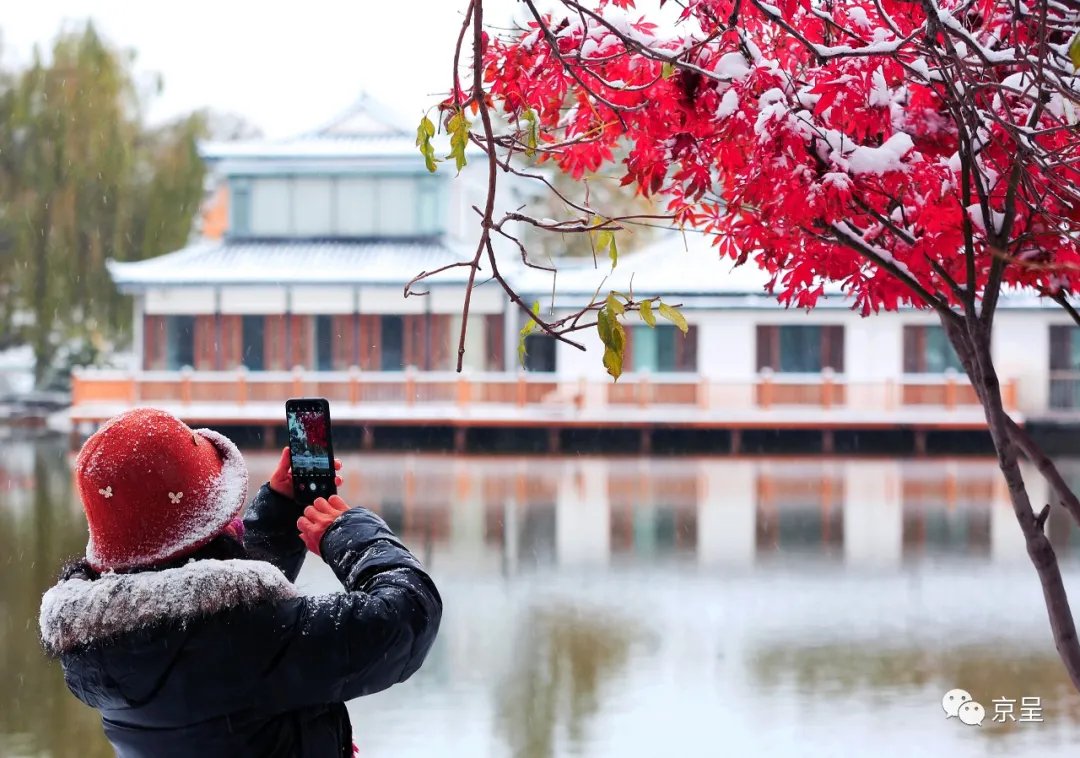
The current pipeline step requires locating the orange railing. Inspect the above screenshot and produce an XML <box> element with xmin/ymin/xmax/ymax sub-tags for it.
<box><xmin>71</xmin><ymin>367</ymin><xmax>1016</xmax><ymax>414</ymax></box>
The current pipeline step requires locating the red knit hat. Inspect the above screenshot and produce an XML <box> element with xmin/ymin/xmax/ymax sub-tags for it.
<box><xmin>75</xmin><ymin>408</ymin><xmax>249</xmax><ymax>572</ymax></box>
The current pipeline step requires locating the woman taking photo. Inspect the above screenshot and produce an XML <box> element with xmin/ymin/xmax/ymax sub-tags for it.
<box><xmin>39</xmin><ymin>407</ymin><xmax>442</xmax><ymax>757</ymax></box>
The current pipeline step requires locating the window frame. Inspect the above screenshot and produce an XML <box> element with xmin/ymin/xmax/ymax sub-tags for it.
<box><xmin>240</xmin><ymin>315</ymin><xmax>266</xmax><ymax>371</ymax></box>
<box><xmin>523</xmin><ymin>334</ymin><xmax>557</xmax><ymax>373</ymax></box>
<box><xmin>903</xmin><ymin>324</ymin><xmax>963</xmax><ymax>374</ymax></box>
<box><xmin>756</xmin><ymin>325</ymin><xmax>844</xmax><ymax>374</ymax></box>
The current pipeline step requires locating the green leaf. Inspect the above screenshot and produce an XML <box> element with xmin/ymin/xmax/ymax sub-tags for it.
<box><xmin>596</xmin><ymin>229</ymin><xmax>612</xmax><ymax>253</ymax></box>
<box><xmin>639</xmin><ymin>299</ymin><xmax>656</xmax><ymax>327</ymax></box>
<box><xmin>594</xmin><ymin>229</ymin><xmax>618</xmax><ymax>269</ymax></box>
<box><xmin>522</xmin><ymin>109</ymin><xmax>539</xmax><ymax>157</ymax></box>
<box><xmin>597</xmin><ymin>306</ymin><xmax>626</xmax><ymax>381</ymax></box>
<box><xmin>661</xmin><ymin>61</ymin><xmax>675</xmax><ymax>80</ymax></box>
<box><xmin>446</xmin><ymin>108</ymin><xmax>471</xmax><ymax>174</ymax></box>
<box><xmin>1070</xmin><ymin>32</ymin><xmax>1080</xmax><ymax>69</ymax></box>
<box><xmin>415</xmin><ymin>115</ymin><xmax>439</xmax><ymax>173</ymax></box>
<box><xmin>658</xmin><ymin>302</ymin><xmax>688</xmax><ymax>334</ymax></box>
<box><xmin>605</xmin><ymin>292</ymin><xmax>625</xmax><ymax>316</ymax></box>
<box><xmin>517</xmin><ymin>300</ymin><xmax>541</xmax><ymax>366</ymax></box>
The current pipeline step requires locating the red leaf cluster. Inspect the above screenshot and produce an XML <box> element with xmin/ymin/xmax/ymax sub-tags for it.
<box><xmin>481</xmin><ymin>0</ymin><xmax>1080</xmax><ymax>313</ymax></box>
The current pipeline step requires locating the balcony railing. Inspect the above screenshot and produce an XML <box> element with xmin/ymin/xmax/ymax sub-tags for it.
<box><xmin>70</xmin><ymin>366</ymin><xmax>1015</xmax><ymax>418</ymax></box>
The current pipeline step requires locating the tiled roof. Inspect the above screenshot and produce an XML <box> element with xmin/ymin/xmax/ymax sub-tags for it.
<box><xmin>110</xmin><ymin>229</ymin><xmax>1043</xmax><ymax>310</ymax></box>
<box><xmin>107</xmin><ymin>238</ymin><xmax>478</xmax><ymax>288</ymax></box>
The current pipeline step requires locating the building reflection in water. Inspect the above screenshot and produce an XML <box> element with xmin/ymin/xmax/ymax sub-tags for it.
<box><xmin>238</xmin><ymin>452</ymin><xmax>1051</xmax><ymax>572</ymax></box>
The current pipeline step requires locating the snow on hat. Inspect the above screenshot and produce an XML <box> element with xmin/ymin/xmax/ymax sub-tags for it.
<box><xmin>75</xmin><ymin>408</ymin><xmax>249</xmax><ymax>572</ymax></box>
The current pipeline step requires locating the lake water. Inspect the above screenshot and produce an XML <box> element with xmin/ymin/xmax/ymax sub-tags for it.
<box><xmin>5</xmin><ymin>437</ymin><xmax>1080</xmax><ymax>757</ymax></box>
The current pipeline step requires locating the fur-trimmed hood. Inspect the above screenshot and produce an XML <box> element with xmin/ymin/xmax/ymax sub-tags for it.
<box><xmin>40</xmin><ymin>559</ymin><xmax>297</xmax><ymax>655</ymax></box>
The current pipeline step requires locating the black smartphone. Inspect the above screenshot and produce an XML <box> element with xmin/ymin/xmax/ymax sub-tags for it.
<box><xmin>285</xmin><ymin>397</ymin><xmax>337</xmax><ymax>505</ymax></box>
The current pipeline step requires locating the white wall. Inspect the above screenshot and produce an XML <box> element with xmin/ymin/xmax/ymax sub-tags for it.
<box><xmin>145</xmin><ymin>288</ymin><xmax>216</xmax><ymax>314</ymax></box>
<box><xmin>430</xmin><ymin>285</ymin><xmax>503</xmax><ymax>315</ymax></box>
<box><xmin>993</xmin><ymin>311</ymin><xmax>1058</xmax><ymax>414</ymax></box>
<box><xmin>219</xmin><ymin>286</ymin><xmax>288</xmax><ymax>314</ymax></box>
<box><xmin>290</xmin><ymin>286</ymin><xmax>354</xmax><ymax>314</ymax></box>
<box><xmin>359</xmin><ymin>287</ymin><xmax>428</xmax><ymax>314</ymax></box>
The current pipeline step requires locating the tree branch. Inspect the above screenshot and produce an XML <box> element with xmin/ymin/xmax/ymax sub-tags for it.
<box><xmin>829</xmin><ymin>221</ymin><xmax>960</xmax><ymax>322</ymax></box>
<box><xmin>1007</xmin><ymin>416</ymin><xmax>1080</xmax><ymax>528</ymax></box>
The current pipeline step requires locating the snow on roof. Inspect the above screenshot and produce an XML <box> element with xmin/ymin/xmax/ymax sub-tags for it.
<box><xmin>200</xmin><ymin>92</ymin><xmax>419</xmax><ymax>161</ymax></box>
<box><xmin>107</xmin><ymin>238</ymin><xmax>478</xmax><ymax>288</ymax></box>
<box><xmin>516</xmin><ymin>230</ymin><xmax>845</xmax><ymax>301</ymax></box>
<box><xmin>109</xmin><ymin>226</ymin><xmax>1049</xmax><ymax>311</ymax></box>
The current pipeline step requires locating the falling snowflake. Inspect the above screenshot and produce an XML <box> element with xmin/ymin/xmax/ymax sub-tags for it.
<box><xmin>168</xmin><ymin>492</ymin><xmax>184</xmax><ymax>504</ymax></box>
<box><xmin>98</xmin><ymin>486</ymin><xmax>113</xmax><ymax>499</ymax></box>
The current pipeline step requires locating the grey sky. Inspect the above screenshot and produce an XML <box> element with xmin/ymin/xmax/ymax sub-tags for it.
<box><xmin>2</xmin><ymin>1</ymin><xmax>518</xmax><ymax>138</ymax></box>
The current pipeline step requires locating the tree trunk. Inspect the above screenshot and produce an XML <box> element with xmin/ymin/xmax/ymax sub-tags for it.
<box><xmin>945</xmin><ymin>316</ymin><xmax>1080</xmax><ymax>691</ymax></box>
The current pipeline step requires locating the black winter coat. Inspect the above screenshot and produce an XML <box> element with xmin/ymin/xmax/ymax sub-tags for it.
<box><xmin>38</xmin><ymin>485</ymin><xmax>442</xmax><ymax>758</ymax></box>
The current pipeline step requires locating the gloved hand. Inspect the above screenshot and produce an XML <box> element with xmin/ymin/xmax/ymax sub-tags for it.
<box><xmin>297</xmin><ymin>495</ymin><xmax>352</xmax><ymax>556</ymax></box>
<box><xmin>269</xmin><ymin>447</ymin><xmax>343</xmax><ymax>500</ymax></box>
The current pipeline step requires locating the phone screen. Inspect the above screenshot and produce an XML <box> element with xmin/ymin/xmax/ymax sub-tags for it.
<box><xmin>286</xmin><ymin>399</ymin><xmax>336</xmax><ymax>503</ymax></box>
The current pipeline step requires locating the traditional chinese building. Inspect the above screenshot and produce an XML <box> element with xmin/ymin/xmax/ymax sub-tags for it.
<box><xmin>68</xmin><ymin>95</ymin><xmax>1080</xmax><ymax>451</ymax></box>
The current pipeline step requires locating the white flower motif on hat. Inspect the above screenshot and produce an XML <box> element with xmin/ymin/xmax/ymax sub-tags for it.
<box><xmin>98</xmin><ymin>486</ymin><xmax>113</xmax><ymax>499</ymax></box>
<box><xmin>168</xmin><ymin>491</ymin><xmax>184</xmax><ymax>504</ymax></box>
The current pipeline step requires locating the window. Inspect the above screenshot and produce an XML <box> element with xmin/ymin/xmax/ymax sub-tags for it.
<box><xmin>381</xmin><ymin>315</ymin><xmax>404</xmax><ymax>371</ymax></box>
<box><xmin>417</xmin><ymin>181</ymin><xmax>441</xmax><ymax>235</ymax></box>
<box><xmin>165</xmin><ymin>315</ymin><xmax>195</xmax><ymax>370</ymax></box>
<box><xmin>293</xmin><ymin>178</ymin><xmax>333</xmax><ymax>235</ymax></box>
<box><xmin>903</xmin><ymin>325</ymin><xmax>962</xmax><ymax>373</ymax></box>
<box><xmin>523</xmin><ymin>334</ymin><xmax>556</xmax><ymax>373</ymax></box>
<box><xmin>230</xmin><ymin>180</ymin><xmax>251</xmax><ymax>236</ymax></box>
<box><xmin>336</xmin><ymin>177</ymin><xmax>379</xmax><ymax>235</ymax></box>
<box><xmin>241</xmin><ymin>316</ymin><xmax>265</xmax><ymax>370</ymax></box>
<box><xmin>315</xmin><ymin>315</ymin><xmax>334</xmax><ymax>371</ymax></box>
<box><xmin>631</xmin><ymin>324</ymin><xmax>696</xmax><ymax>372</ymax></box>
<box><xmin>236</xmin><ymin>175</ymin><xmax>437</xmax><ymax>238</ymax></box>
<box><xmin>250</xmin><ymin>178</ymin><xmax>291</xmax><ymax>235</ymax></box>
<box><xmin>378</xmin><ymin>177</ymin><xmax>416</xmax><ymax>235</ymax></box>
<box><xmin>756</xmin><ymin>325</ymin><xmax>844</xmax><ymax>373</ymax></box>
<box><xmin>1050</xmin><ymin>326</ymin><xmax>1080</xmax><ymax>371</ymax></box>
<box><xmin>1050</xmin><ymin>325</ymin><xmax>1080</xmax><ymax>408</ymax></box>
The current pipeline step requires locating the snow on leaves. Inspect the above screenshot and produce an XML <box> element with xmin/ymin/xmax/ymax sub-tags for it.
<box><xmin>479</xmin><ymin>0</ymin><xmax>1080</xmax><ymax>313</ymax></box>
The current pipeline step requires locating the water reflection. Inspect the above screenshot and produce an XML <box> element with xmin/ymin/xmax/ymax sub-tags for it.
<box><xmin>5</xmin><ymin>442</ymin><xmax>1080</xmax><ymax>756</ymax></box>
<box><xmin>752</xmin><ymin>642</ymin><xmax>1080</xmax><ymax>748</ymax></box>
